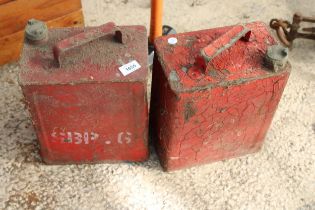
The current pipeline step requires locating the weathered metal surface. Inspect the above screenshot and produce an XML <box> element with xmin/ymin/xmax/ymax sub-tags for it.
<box><xmin>270</xmin><ymin>12</ymin><xmax>315</xmax><ymax>48</ymax></box>
<box><xmin>25</xmin><ymin>19</ymin><xmax>48</xmax><ymax>42</ymax></box>
<box><xmin>150</xmin><ymin>22</ymin><xmax>291</xmax><ymax>171</ymax></box>
<box><xmin>202</xmin><ymin>25</ymin><xmax>251</xmax><ymax>63</ymax></box>
<box><xmin>194</xmin><ymin>25</ymin><xmax>252</xmax><ymax>78</ymax></box>
<box><xmin>19</xmin><ymin>22</ymin><xmax>149</xmax><ymax>164</ymax></box>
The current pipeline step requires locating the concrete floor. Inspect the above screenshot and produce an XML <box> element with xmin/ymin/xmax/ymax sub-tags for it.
<box><xmin>0</xmin><ymin>0</ymin><xmax>314</xmax><ymax>209</ymax></box>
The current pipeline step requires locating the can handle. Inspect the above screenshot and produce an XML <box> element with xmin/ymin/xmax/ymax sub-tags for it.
<box><xmin>194</xmin><ymin>25</ymin><xmax>251</xmax><ymax>75</ymax></box>
<box><xmin>53</xmin><ymin>22</ymin><xmax>125</xmax><ymax>67</ymax></box>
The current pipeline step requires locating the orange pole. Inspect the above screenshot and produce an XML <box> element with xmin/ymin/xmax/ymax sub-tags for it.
<box><xmin>149</xmin><ymin>0</ymin><xmax>163</xmax><ymax>44</ymax></box>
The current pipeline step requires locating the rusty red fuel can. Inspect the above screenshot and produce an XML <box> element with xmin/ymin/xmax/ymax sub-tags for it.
<box><xmin>150</xmin><ymin>22</ymin><xmax>291</xmax><ymax>171</ymax></box>
<box><xmin>19</xmin><ymin>20</ymin><xmax>149</xmax><ymax>164</ymax></box>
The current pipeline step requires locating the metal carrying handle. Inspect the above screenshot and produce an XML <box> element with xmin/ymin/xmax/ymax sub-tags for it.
<box><xmin>53</xmin><ymin>22</ymin><xmax>125</xmax><ymax>67</ymax></box>
<box><xmin>188</xmin><ymin>25</ymin><xmax>251</xmax><ymax>80</ymax></box>
<box><xmin>201</xmin><ymin>25</ymin><xmax>251</xmax><ymax>71</ymax></box>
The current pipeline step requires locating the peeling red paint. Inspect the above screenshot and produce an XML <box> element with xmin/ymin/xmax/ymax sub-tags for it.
<box><xmin>19</xmin><ymin>23</ymin><xmax>149</xmax><ymax>164</ymax></box>
<box><xmin>151</xmin><ymin>22</ymin><xmax>291</xmax><ymax>171</ymax></box>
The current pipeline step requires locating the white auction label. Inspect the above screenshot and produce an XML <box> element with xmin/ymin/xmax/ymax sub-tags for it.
<box><xmin>168</xmin><ymin>37</ymin><xmax>178</xmax><ymax>45</ymax></box>
<box><xmin>119</xmin><ymin>60</ymin><xmax>141</xmax><ymax>76</ymax></box>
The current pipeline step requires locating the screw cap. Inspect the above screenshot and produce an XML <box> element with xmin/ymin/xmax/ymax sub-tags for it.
<box><xmin>265</xmin><ymin>45</ymin><xmax>289</xmax><ymax>72</ymax></box>
<box><xmin>25</xmin><ymin>19</ymin><xmax>48</xmax><ymax>41</ymax></box>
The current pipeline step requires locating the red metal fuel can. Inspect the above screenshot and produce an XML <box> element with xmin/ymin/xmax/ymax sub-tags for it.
<box><xmin>19</xmin><ymin>21</ymin><xmax>149</xmax><ymax>164</ymax></box>
<box><xmin>151</xmin><ymin>22</ymin><xmax>291</xmax><ymax>171</ymax></box>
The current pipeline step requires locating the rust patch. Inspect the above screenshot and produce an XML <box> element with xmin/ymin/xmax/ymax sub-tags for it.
<box><xmin>27</xmin><ymin>192</ymin><xmax>40</xmax><ymax>208</ymax></box>
<box><xmin>5</xmin><ymin>191</ymin><xmax>40</xmax><ymax>210</ymax></box>
<box><xmin>184</xmin><ymin>101</ymin><xmax>196</xmax><ymax>122</ymax></box>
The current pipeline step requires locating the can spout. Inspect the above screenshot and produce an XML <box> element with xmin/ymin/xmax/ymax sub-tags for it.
<box><xmin>264</xmin><ymin>45</ymin><xmax>289</xmax><ymax>72</ymax></box>
<box><xmin>25</xmin><ymin>19</ymin><xmax>48</xmax><ymax>43</ymax></box>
